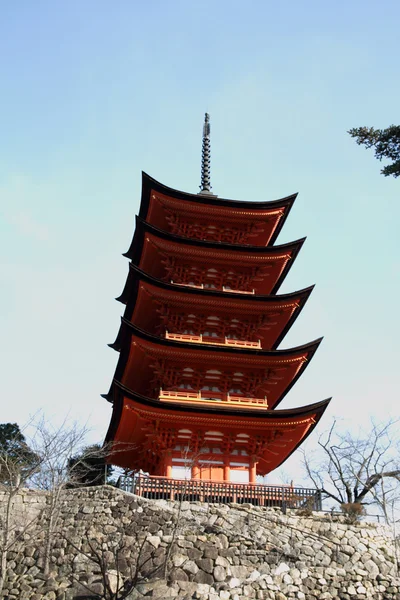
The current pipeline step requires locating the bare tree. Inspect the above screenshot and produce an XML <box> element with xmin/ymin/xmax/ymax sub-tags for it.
<box><xmin>65</xmin><ymin>531</ymin><xmax>146</xmax><ymax>600</ymax></box>
<box><xmin>302</xmin><ymin>419</ymin><xmax>400</xmax><ymax>518</ymax></box>
<box><xmin>0</xmin><ymin>421</ymin><xmax>42</xmax><ymax>596</ymax></box>
<box><xmin>28</xmin><ymin>417</ymin><xmax>101</xmax><ymax>576</ymax></box>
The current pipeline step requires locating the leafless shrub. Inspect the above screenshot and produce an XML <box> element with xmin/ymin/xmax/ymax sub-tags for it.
<box><xmin>340</xmin><ymin>502</ymin><xmax>366</xmax><ymax>523</ymax></box>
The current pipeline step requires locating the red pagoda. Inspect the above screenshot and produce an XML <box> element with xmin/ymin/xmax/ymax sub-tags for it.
<box><xmin>104</xmin><ymin>114</ymin><xmax>330</xmax><ymax>487</ymax></box>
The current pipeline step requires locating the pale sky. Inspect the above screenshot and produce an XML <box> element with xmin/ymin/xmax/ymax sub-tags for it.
<box><xmin>1</xmin><ymin>1</ymin><xmax>399</xmax><ymax>481</ymax></box>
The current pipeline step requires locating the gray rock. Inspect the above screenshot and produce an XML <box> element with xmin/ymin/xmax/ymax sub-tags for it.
<box><xmin>214</xmin><ymin>565</ymin><xmax>227</xmax><ymax>582</ymax></box>
<box><xmin>172</xmin><ymin>553</ymin><xmax>187</xmax><ymax>567</ymax></box>
<box><xmin>196</xmin><ymin>558</ymin><xmax>214</xmax><ymax>573</ymax></box>
<box><xmin>230</xmin><ymin>566</ymin><xmax>248</xmax><ymax>579</ymax></box>
<box><xmin>216</xmin><ymin>556</ymin><xmax>231</xmax><ymax>568</ymax></box>
<box><xmin>218</xmin><ymin>533</ymin><xmax>229</xmax><ymax>549</ymax></box>
<box><xmin>182</xmin><ymin>560</ymin><xmax>199</xmax><ymax>575</ymax></box>
<box><xmin>204</xmin><ymin>546</ymin><xmax>219</xmax><ymax>559</ymax></box>
<box><xmin>169</xmin><ymin>567</ymin><xmax>189</xmax><ymax>582</ymax></box>
<box><xmin>363</xmin><ymin>559</ymin><xmax>379</xmax><ymax>578</ymax></box>
<box><xmin>194</xmin><ymin>570</ymin><xmax>214</xmax><ymax>585</ymax></box>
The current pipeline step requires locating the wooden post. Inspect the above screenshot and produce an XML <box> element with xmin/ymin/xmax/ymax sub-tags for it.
<box><xmin>249</xmin><ymin>457</ymin><xmax>257</xmax><ymax>484</ymax></box>
<box><xmin>223</xmin><ymin>456</ymin><xmax>230</xmax><ymax>482</ymax></box>
<box><xmin>165</xmin><ymin>451</ymin><xmax>172</xmax><ymax>479</ymax></box>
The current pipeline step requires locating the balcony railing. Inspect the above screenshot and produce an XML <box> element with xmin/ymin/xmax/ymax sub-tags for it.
<box><xmin>165</xmin><ymin>331</ymin><xmax>261</xmax><ymax>349</ymax></box>
<box><xmin>222</xmin><ymin>286</ymin><xmax>255</xmax><ymax>295</ymax></box>
<box><xmin>171</xmin><ymin>281</ymin><xmax>205</xmax><ymax>290</ymax></box>
<box><xmin>118</xmin><ymin>475</ymin><xmax>322</xmax><ymax>511</ymax></box>
<box><xmin>159</xmin><ymin>389</ymin><xmax>268</xmax><ymax>409</ymax></box>
<box><xmin>171</xmin><ymin>281</ymin><xmax>255</xmax><ymax>295</ymax></box>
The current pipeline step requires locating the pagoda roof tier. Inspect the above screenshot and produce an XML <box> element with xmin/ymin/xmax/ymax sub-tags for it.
<box><xmin>108</xmin><ymin>321</ymin><xmax>322</xmax><ymax>410</ymax></box>
<box><xmin>117</xmin><ymin>265</ymin><xmax>313</xmax><ymax>350</ymax></box>
<box><xmin>105</xmin><ymin>382</ymin><xmax>330</xmax><ymax>475</ymax></box>
<box><xmin>124</xmin><ymin>219</ymin><xmax>305</xmax><ymax>296</ymax></box>
<box><xmin>137</xmin><ymin>172</ymin><xmax>297</xmax><ymax>247</ymax></box>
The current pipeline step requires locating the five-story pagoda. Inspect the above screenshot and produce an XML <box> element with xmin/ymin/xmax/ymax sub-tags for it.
<box><xmin>104</xmin><ymin>114</ymin><xmax>330</xmax><ymax>485</ymax></box>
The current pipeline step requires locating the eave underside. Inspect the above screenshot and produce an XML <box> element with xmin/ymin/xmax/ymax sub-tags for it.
<box><xmin>138</xmin><ymin>173</ymin><xmax>297</xmax><ymax>247</ymax></box>
<box><xmin>108</xmin><ymin>323</ymin><xmax>321</xmax><ymax>410</ymax></box>
<box><xmin>105</xmin><ymin>390</ymin><xmax>329</xmax><ymax>475</ymax></box>
<box><xmin>125</xmin><ymin>223</ymin><xmax>304</xmax><ymax>296</ymax></box>
<box><xmin>120</xmin><ymin>274</ymin><xmax>312</xmax><ymax>350</ymax></box>
<box><xmin>143</xmin><ymin>186</ymin><xmax>295</xmax><ymax>247</ymax></box>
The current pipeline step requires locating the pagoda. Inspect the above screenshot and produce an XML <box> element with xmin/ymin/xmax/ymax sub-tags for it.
<box><xmin>104</xmin><ymin>114</ymin><xmax>330</xmax><ymax>485</ymax></box>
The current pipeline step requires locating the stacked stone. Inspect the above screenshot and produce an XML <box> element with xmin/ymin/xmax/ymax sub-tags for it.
<box><xmin>0</xmin><ymin>486</ymin><xmax>399</xmax><ymax>600</ymax></box>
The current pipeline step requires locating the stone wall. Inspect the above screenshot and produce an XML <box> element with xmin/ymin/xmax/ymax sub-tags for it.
<box><xmin>0</xmin><ymin>485</ymin><xmax>399</xmax><ymax>599</ymax></box>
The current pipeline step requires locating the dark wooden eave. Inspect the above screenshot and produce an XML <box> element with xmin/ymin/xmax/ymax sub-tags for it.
<box><xmin>105</xmin><ymin>320</ymin><xmax>322</xmax><ymax>409</ymax></box>
<box><xmin>104</xmin><ymin>381</ymin><xmax>331</xmax><ymax>471</ymax></box>
<box><xmin>124</xmin><ymin>217</ymin><xmax>305</xmax><ymax>261</ymax></box>
<box><xmin>138</xmin><ymin>172</ymin><xmax>297</xmax><ymax>246</ymax></box>
<box><xmin>116</xmin><ymin>264</ymin><xmax>314</xmax><ymax>350</ymax></box>
<box><xmin>123</xmin><ymin>218</ymin><xmax>305</xmax><ymax>295</ymax></box>
<box><xmin>106</xmin><ymin>379</ymin><xmax>330</xmax><ymax>423</ymax></box>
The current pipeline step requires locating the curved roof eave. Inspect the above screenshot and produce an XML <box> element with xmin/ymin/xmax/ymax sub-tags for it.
<box><xmin>106</xmin><ymin>321</ymin><xmax>322</xmax><ymax>409</ymax></box>
<box><xmin>138</xmin><ymin>171</ymin><xmax>297</xmax><ymax>214</ymax></box>
<box><xmin>114</xmin><ymin>264</ymin><xmax>313</xmax><ymax>350</ymax></box>
<box><xmin>116</xmin><ymin>263</ymin><xmax>314</xmax><ymax>308</ymax></box>
<box><xmin>272</xmin><ymin>398</ymin><xmax>330</xmax><ymax>471</ymax></box>
<box><xmin>113</xmin><ymin>318</ymin><xmax>322</xmax><ymax>358</ymax></box>
<box><xmin>123</xmin><ymin>217</ymin><xmax>306</xmax><ymax>262</ymax></box>
<box><xmin>103</xmin><ymin>380</ymin><xmax>331</xmax><ymax>444</ymax></box>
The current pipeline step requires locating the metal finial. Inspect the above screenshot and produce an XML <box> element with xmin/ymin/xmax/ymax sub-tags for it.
<box><xmin>199</xmin><ymin>113</ymin><xmax>212</xmax><ymax>195</ymax></box>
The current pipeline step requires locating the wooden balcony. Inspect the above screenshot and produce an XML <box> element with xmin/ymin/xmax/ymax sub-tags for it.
<box><xmin>171</xmin><ymin>281</ymin><xmax>205</xmax><ymax>290</ymax></box>
<box><xmin>171</xmin><ymin>280</ymin><xmax>255</xmax><ymax>295</ymax></box>
<box><xmin>159</xmin><ymin>389</ymin><xmax>268</xmax><ymax>409</ymax></box>
<box><xmin>118</xmin><ymin>475</ymin><xmax>322</xmax><ymax>511</ymax></box>
<box><xmin>222</xmin><ymin>286</ymin><xmax>255</xmax><ymax>295</ymax></box>
<box><xmin>165</xmin><ymin>331</ymin><xmax>261</xmax><ymax>349</ymax></box>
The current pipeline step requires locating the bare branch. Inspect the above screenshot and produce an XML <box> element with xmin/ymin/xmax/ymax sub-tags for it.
<box><xmin>302</xmin><ymin>418</ymin><xmax>400</xmax><ymax>519</ymax></box>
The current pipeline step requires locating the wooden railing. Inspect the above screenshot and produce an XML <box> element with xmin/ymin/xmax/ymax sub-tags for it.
<box><xmin>170</xmin><ymin>281</ymin><xmax>255</xmax><ymax>295</ymax></box>
<box><xmin>222</xmin><ymin>286</ymin><xmax>255</xmax><ymax>295</ymax></box>
<box><xmin>165</xmin><ymin>331</ymin><xmax>261</xmax><ymax>349</ymax></box>
<box><xmin>171</xmin><ymin>281</ymin><xmax>204</xmax><ymax>289</ymax></box>
<box><xmin>118</xmin><ymin>475</ymin><xmax>322</xmax><ymax>511</ymax></box>
<box><xmin>159</xmin><ymin>389</ymin><xmax>268</xmax><ymax>408</ymax></box>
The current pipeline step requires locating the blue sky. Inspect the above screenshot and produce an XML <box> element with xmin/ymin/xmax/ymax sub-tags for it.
<box><xmin>1</xmin><ymin>1</ymin><xmax>399</xmax><ymax>478</ymax></box>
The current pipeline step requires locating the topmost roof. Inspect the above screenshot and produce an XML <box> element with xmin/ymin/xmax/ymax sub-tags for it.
<box><xmin>139</xmin><ymin>172</ymin><xmax>298</xmax><ymax>212</ymax></box>
<box><xmin>138</xmin><ymin>173</ymin><xmax>297</xmax><ymax>247</ymax></box>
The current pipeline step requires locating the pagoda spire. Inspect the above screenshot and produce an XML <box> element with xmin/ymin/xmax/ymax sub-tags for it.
<box><xmin>199</xmin><ymin>113</ymin><xmax>215</xmax><ymax>196</ymax></box>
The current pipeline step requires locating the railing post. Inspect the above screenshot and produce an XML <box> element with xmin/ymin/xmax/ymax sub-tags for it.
<box><xmin>281</xmin><ymin>486</ymin><xmax>287</xmax><ymax>514</ymax></box>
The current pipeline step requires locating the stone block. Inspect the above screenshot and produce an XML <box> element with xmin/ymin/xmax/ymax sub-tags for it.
<box><xmin>172</xmin><ymin>553</ymin><xmax>187</xmax><ymax>567</ymax></box>
<box><xmin>273</xmin><ymin>563</ymin><xmax>290</xmax><ymax>575</ymax></box>
<box><xmin>216</xmin><ymin>556</ymin><xmax>231</xmax><ymax>568</ymax></box>
<box><xmin>217</xmin><ymin>534</ymin><xmax>230</xmax><ymax>549</ymax></box>
<box><xmin>194</xmin><ymin>570</ymin><xmax>214</xmax><ymax>585</ymax></box>
<box><xmin>214</xmin><ymin>565</ymin><xmax>227</xmax><ymax>582</ymax></box>
<box><xmin>147</xmin><ymin>535</ymin><xmax>161</xmax><ymax>548</ymax></box>
<box><xmin>183</xmin><ymin>560</ymin><xmax>199</xmax><ymax>575</ymax></box>
<box><xmin>204</xmin><ymin>546</ymin><xmax>219</xmax><ymax>559</ymax></box>
<box><xmin>230</xmin><ymin>566</ymin><xmax>248</xmax><ymax>579</ymax></box>
<box><xmin>196</xmin><ymin>558</ymin><xmax>214</xmax><ymax>573</ymax></box>
<box><xmin>187</xmin><ymin>547</ymin><xmax>203</xmax><ymax>561</ymax></box>
<box><xmin>169</xmin><ymin>567</ymin><xmax>189</xmax><ymax>582</ymax></box>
